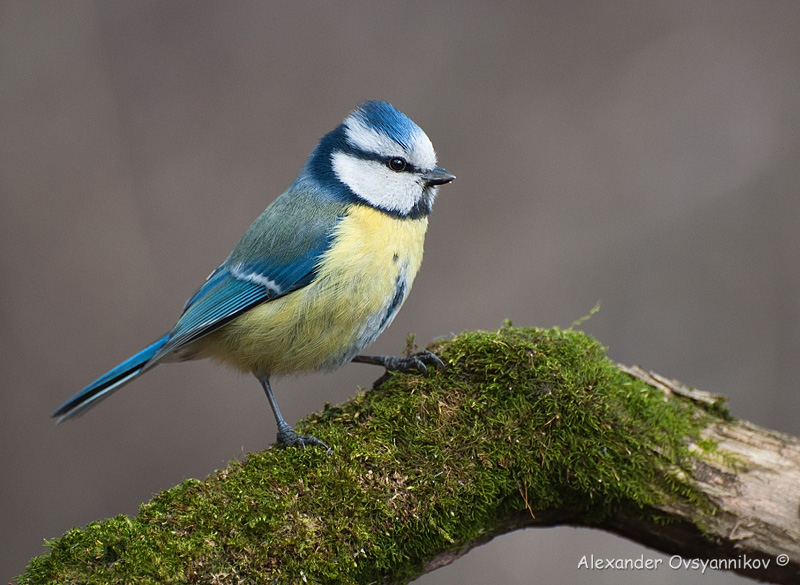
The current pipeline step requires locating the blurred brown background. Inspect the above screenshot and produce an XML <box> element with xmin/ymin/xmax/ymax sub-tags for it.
<box><xmin>3</xmin><ymin>2</ymin><xmax>799</xmax><ymax>583</ymax></box>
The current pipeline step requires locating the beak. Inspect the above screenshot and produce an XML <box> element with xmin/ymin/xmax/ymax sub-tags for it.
<box><xmin>422</xmin><ymin>166</ymin><xmax>456</xmax><ymax>186</ymax></box>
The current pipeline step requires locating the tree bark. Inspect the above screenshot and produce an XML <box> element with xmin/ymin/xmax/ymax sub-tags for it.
<box><xmin>423</xmin><ymin>365</ymin><xmax>800</xmax><ymax>585</ymax></box>
<box><xmin>19</xmin><ymin>328</ymin><xmax>800</xmax><ymax>584</ymax></box>
<box><xmin>397</xmin><ymin>364</ymin><xmax>800</xmax><ymax>584</ymax></box>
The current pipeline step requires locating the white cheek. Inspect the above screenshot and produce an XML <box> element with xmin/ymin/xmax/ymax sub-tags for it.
<box><xmin>332</xmin><ymin>152</ymin><xmax>422</xmax><ymax>214</ymax></box>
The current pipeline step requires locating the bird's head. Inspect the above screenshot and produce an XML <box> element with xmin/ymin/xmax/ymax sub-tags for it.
<box><xmin>305</xmin><ymin>101</ymin><xmax>455</xmax><ymax>219</ymax></box>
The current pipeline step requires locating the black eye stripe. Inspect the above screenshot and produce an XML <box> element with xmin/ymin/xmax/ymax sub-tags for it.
<box><xmin>344</xmin><ymin>148</ymin><xmax>420</xmax><ymax>173</ymax></box>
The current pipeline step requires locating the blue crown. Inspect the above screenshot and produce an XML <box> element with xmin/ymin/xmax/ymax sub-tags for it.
<box><xmin>349</xmin><ymin>101</ymin><xmax>421</xmax><ymax>151</ymax></box>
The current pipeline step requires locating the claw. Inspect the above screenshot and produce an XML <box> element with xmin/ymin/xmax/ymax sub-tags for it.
<box><xmin>420</xmin><ymin>350</ymin><xmax>446</xmax><ymax>372</ymax></box>
<box><xmin>277</xmin><ymin>421</ymin><xmax>330</xmax><ymax>451</ymax></box>
<box><xmin>353</xmin><ymin>350</ymin><xmax>446</xmax><ymax>389</ymax></box>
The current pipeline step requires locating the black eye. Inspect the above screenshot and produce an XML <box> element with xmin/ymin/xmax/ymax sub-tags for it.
<box><xmin>388</xmin><ymin>157</ymin><xmax>407</xmax><ymax>172</ymax></box>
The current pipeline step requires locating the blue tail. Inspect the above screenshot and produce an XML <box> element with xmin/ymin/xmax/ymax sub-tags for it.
<box><xmin>52</xmin><ymin>334</ymin><xmax>170</xmax><ymax>422</ymax></box>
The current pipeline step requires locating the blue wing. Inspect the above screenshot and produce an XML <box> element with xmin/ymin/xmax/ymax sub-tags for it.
<box><xmin>52</xmin><ymin>241</ymin><xmax>334</xmax><ymax>421</ymax></box>
<box><xmin>53</xmin><ymin>185</ymin><xmax>345</xmax><ymax>421</ymax></box>
<box><xmin>150</xmin><ymin>233</ymin><xmax>334</xmax><ymax>362</ymax></box>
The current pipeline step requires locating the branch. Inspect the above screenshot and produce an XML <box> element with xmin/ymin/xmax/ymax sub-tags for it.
<box><xmin>19</xmin><ymin>327</ymin><xmax>800</xmax><ymax>584</ymax></box>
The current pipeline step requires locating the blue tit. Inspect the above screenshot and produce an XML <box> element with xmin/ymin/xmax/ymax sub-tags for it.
<box><xmin>52</xmin><ymin>101</ymin><xmax>455</xmax><ymax>449</ymax></box>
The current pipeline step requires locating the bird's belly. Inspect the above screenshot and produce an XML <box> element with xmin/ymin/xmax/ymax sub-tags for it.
<box><xmin>200</xmin><ymin>206</ymin><xmax>428</xmax><ymax>376</ymax></box>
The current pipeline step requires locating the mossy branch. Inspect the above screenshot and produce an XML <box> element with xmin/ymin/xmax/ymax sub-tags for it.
<box><xmin>20</xmin><ymin>327</ymin><xmax>800</xmax><ymax>584</ymax></box>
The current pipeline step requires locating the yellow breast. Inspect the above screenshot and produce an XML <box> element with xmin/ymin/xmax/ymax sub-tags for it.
<box><xmin>201</xmin><ymin>205</ymin><xmax>428</xmax><ymax>376</ymax></box>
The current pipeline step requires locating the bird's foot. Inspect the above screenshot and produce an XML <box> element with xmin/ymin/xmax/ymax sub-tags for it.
<box><xmin>354</xmin><ymin>350</ymin><xmax>446</xmax><ymax>389</ymax></box>
<box><xmin>276</xmin><ymin>421</ymin><xmax>330</xmax><ymax>451</ymax></box>
<box><xmin>378</xmin><ymin>350</ymin><xmax>446</xmax><ymax>375</ymax></box>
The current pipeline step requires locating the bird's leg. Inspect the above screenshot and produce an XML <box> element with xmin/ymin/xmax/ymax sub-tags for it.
<box><xmin>352</xmin><ymin>350</ymin><xmax>446</xmax><ymax>389</ymax></box>
<box><xmin>257</xmin><ymin>375</ymin><xmax>329</xmax><ymax>450</ymax></box>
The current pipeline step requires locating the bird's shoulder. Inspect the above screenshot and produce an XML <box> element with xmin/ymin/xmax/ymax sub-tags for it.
<box><xmin>227</xmin><ymin>182</ymin><xmax>346</xmax><ymax>267</ymax></box>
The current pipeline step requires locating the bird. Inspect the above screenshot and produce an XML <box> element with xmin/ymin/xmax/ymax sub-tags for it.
<box><xmin>52</xmin><ymin>100</ymin><xmax>455</xmax><ymax>449</ymax></box>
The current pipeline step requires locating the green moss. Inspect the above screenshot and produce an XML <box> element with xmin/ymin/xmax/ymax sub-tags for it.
<box><xmin>20</xmin><ymin>327</ymin><xmax>715</xmax><ymax>585</ymax></box>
